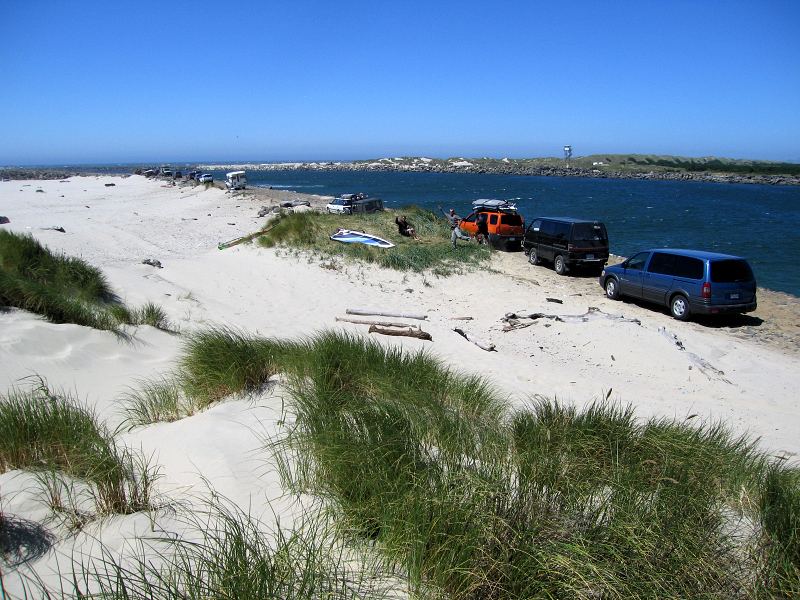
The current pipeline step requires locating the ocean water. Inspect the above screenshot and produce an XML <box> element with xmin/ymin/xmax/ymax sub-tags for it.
<box><xmin>210</xmin><ymin>169</ymin><xmax>800</xmax><ymax>296</ymax></box>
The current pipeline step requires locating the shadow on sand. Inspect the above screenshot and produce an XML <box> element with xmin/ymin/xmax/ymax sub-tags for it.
<box><xmin>1</xmin><ymin>514</ymin><xmax>55</xmax><ymax>567</ymax></box>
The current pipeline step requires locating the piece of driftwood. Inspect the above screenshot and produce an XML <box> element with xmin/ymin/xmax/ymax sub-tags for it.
<box><xmin>368</xmin><ymin>324</ymin><xmax>432</xmax><ymax>341</ymax></box>
<box><xmin>545</xmin><ymin>297</ymin><xmax>563</xmax><ymax>304</ymax></box>
<box><xmin>451</xmin><ymin>316</ymin><xmax>474</xmax><ymax>321</ymax></box>
<box><xmin>347</xmin><ymin>308</ymin><xmax>427</xmax><ymax>320</ymax></box>
<box><xmin>336</xmin><ymin>317</ymin><xmax>419</xmax><ymax>329</ymax></box>
<box><xmin>659</xmin><ymin>327</ymin><xmax>731</xmax><ymax>384</ymax></box>
<box><xmin>503</xmin><ymin>307</ymin><xmax>641</xmax><ymax>326</ymax></box>
<box><xmin>218</xmin><ymin>223</ymin><xmax>277</xmax><ymax>250</ymax></box>
<box><xmin>453</xmin><ymin>328</ymin><xmax>496</xmax><ymax>352</ymax></box>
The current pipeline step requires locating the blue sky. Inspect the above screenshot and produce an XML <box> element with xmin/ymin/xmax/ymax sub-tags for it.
<box><xmin>1</xmin><ymin>0</ymin><xmax>798</xmax><ymax>164</ymax></box>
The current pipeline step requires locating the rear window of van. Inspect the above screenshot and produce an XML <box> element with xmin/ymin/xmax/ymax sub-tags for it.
<box><xmin>572</xmin><ymin>223</ymin><xmax>607</xmax><ymax>242</ymax></box>
<box><xmin>711</xmin><ymin>259</ymin><xmax>753</xmax><ymax>283</ymax></box>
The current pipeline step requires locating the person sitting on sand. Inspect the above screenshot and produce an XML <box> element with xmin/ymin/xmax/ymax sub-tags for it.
<box><xmin>395</xmin><ymin>215</ymin><xmax>420</xmax><ymax>240</ymax></box>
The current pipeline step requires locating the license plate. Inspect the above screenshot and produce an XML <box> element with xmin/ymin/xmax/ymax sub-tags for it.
<box><xmin>508</xmin><ymin>237</ymin><xmax>516</xmax><ymax>241</ymax></box>
<box><xmin>730</xmin><ymin>293</ymin><xmax>740</xmax><ymax>300</ymax></box>
<box><xmin>586</xmin><ymin>254</ymin><xmax>595</xmax><ymax>260</ymax></box>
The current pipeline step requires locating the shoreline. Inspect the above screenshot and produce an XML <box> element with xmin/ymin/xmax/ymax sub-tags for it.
<box><xmin>197</xmin><ymin>160</ymin><xmax>800</xmax><ymax>187</ymax></box>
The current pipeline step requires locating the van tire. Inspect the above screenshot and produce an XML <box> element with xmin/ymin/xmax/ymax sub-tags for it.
<box><xmin>528</xmin><ymin>248</ymin><xmax>539</xmax><ymax>265</ymax></box>
<box><xmin>605</xmin><ymin>277</ymin><xmax>620</xmax><ymax>300</ymax></box>
<box><xmin>554</xmin><ymin>255</ymin><xmax>567</xmax><ymax>275</ymax></box>
<box><xmin>670</xmin><ymin>294</ymin><xmax>691</xmax><ymax>321</ymax></box>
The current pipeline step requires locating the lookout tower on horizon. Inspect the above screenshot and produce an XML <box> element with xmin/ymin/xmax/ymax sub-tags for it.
<box><xmin>564</xmin><ymin>145</ymin><xmax>572</xmax><ymax>168</ymax></box>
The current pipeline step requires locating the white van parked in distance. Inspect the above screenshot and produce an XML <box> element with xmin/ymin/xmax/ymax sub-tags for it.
<box><xmin>225</xmin><ymin>171</ymin><xmax>247</xmax><ymax>190</ymax></box>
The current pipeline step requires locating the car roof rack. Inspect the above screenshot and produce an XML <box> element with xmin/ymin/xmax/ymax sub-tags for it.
<box><xmin>471</xmin><ymin>199</ymin><xmax>518</xmax><ymax>213</ymax></box>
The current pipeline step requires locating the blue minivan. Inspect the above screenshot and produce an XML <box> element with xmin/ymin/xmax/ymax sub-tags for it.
<box><xmin>599</xmin><ymin>249</ymin><xmax>757</xmax><ymax>321</ymax></box>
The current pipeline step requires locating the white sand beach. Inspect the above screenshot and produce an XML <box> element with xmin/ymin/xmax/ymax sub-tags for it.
<box><xmin>1</xmin><ymin>174</ymin><xmax>799</xmax><ymax>593</ymax></box>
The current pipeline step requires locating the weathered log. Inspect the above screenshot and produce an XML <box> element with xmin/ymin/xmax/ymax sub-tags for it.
<box><xmin>347</xmin><ymin>308</ymin><xmax>427</xmax><ymax>320</ymax></box>
<box><xmin>451</xmin><ymin>316</ymin><xmax>474</xmax><ymax>320</ymax></box>
<box><xmin>453</xmin><ymin>328</ymin><xmax>496</xmax><ymax>352</ymax></box>
<box><xmin>336</xmin><ymin>317</ymin><xmax>419</xmax><ymax>329</ymax></box>
<box><xmin>368</xmin><ymin>324</ymin><xmax>432</xmax><ymax>341</ymax></box>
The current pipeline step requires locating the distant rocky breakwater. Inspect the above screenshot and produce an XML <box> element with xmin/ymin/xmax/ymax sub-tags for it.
<box><xmin>199</xmin><ymin>161</ymin><xmax>800</xmax><ymax>186</ymax></box>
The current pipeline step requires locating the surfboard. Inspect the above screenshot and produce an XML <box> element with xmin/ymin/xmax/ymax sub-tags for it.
<box><xmin>330</xmin><ymin>229</ymin><xmax>395</xmax><ymax>248</ymax></box>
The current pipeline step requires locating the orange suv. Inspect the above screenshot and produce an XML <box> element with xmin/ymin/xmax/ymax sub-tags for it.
<box><xmin>458</xmin><ymin>199</ymin><xmax>525</xmax><ymax>250</ymax></box>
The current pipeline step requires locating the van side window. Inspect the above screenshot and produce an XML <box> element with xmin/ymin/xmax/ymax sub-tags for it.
<box><xmin>540</xmin><ymin>220</ymin><xmax>556</xmax><ymax>236</ymax></box>
<box><xmin>462</xmin><ymin>213</ymin><xmax>476</xmax><ymax>223</ymax></box>
<box><xmin>489</xmin><ymin>214</ymin><xmax>498</xmax><ymax>225</ymax></box>
<box><xmin>554</xmin><ymin>222</ymin><xmax>570</xmax><ymax>240</ymax></box>
<box><xmin>673</xmin><ymin>256</ymin><xmax>704</xmax><ymax>279</ymax></box>
<box><xmin>531</xmin><ymin>219</ymin><xmax>541</xmax><ymax>231</ymax></box>
<box><xmin>647</xmin><ymin>252</ymin><xmax>676</xmax><ymax>275</ymax></box>
<box><xmin>626</xmin><ymin>252</ymin><xmax>649</xmax><ymax>271</ymax></box>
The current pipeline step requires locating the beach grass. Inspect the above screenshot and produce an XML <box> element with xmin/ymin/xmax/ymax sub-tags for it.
<box><xmin>17</xmin><ymin>496</ymin><xmax>396</xmax><ymax>599</ymax></box>
<box><xmin>0</xmin><ymin>230</ymin><xmax>171</xmax><ymax>332</ymax></box>
<box><xmin>272</xmin><ymin>331</ymin><xmax>800</xmax><ymax>598</ymax></box>
<box><xmin>121</xmin><ymin>375</ymin><xmax>186</xmax><ymax>428</ymax></box>
<box><xmin>0</xmin><ymin>379</ymin><xmax>158</xmax><ymax>516</ymax></box>
<box><xmin>258</xmin><ymin>207</ymin><xmax>491</xmax><ymax>273</ymax></box>
<box><xmin>179</xmin><ymin>327</ymin><xmax>298</xmax><ymax>407</ymax></box>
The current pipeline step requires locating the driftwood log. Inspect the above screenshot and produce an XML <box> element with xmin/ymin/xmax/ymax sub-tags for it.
<box><xmin>347</xmin><ymin>308</ymin><xmax>427</xmax><ymax>320</ymax></box>
<box><xmin>453</xmin><ymin>328</ymin><xmax>496</xmax><ymax>352</ymax></box>
<box><xmin>336</xmin><ymin>317</ymin><xmax>419</xmax><ymax>329</ymax></box>
<box><xmin>368</xmin><ymin>324</ymin><xmax>432</xmax><ymax>341</ymax></box>
<box><xmin>451</xmin><ymin>316</ymin><xmax>474</xmax><ymax>321</ymax></box>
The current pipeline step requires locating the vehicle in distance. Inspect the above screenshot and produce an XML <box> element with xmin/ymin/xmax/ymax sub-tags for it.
<box><xmin>326</xmin><ymin>193</ymin><xmax>383</xmax><ymax>215</ymax></box>
<box><xmin>458</xmin><ymin>199</ymin><xmax>524</xmax><ymax>250</ymax></box>
<box><xmin>523</xmin><ymin>217</ymin><xmax>609</xmax><ymax>275</ymax></box>
<box><xmin>599</xmin><ymin>249</ymin><xmax>757</xmax><ymax>321</ymax></box>
<box><xmin>198</xmin><ymin>173</ymin><xmax>213</xmax><ymax>183</ymax></box>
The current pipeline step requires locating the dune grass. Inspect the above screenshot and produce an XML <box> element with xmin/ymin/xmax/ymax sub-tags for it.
<box><xmin>258</xmin><ymin>208</ymin><xmax>491</xmax><ymax>273</ymax></box>
<box><xmin>0</xmin><ymin>379</ymin><xmax>158</xmax><ymax>516</ymax></box>
<box><xmin>178</xmin><ymin>327</ymin><xmax>298</xmax><ymax>407</ymax></box>
<box><xmin>121</xmin><ymin>375</ymin><xmax>186</xmax><ymax>428</ymax></box>
<box><xmin>16</xmin><ymin>496</ymin><xmax>397</xmax><ymax>599</ymax></box>
<box><xmin>272</xmin><ymin>332</ymin><xmax>800</xmax><ymax>599</ymax></box>
<box><xmin>0</xmin><ymin>230</ymin><xmax>171</xmax><ymax>332</ymax></box>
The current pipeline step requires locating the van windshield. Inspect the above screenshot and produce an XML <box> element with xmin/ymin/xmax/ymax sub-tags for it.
<box><xmin>711</xmin><ymin>259</ymin><xmax>754</xmax><ymax>283</ymax></box>
<box><xmin>572</xmin><ymin>223</ymin><xmax>607</xmax><ymax>242</ymax></box>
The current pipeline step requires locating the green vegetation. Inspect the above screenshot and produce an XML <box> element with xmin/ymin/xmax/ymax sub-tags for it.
<box><xmin>17</xmin><ymin>497</ymin><xmax>395</xmax><ymax>599</ymax></box>
<box><xmin>121</xmin><ymin>375</ymin><xmax>187</xmax><ymax>428</ymax></box>
<box><xmin>178</xmin><ymin>327</ymin><xmax>296</xmax><ymax>407</ymax></box>
<box><xmin>0</xmin><ymin>379</ymin><xmax>158</xmax><ymax>517</ymax></box>
<box><xmin>259</xmin><ymin>207</ymin><xmax>491</xmax><ymax>273</ymax></box>
<box><xmin>0</xmin><ymin>230</ymin><xmax>171</xmax><ymax>332</ymax></box>
<box><xmin>9</xmin><ymin>329</ymin><xmax>799</xmax><ymax>597</ymax></box>
<box><xmin>274</xmin><ymin>332</ymin><xmax>799</xmax><ymax>598</ymax></box>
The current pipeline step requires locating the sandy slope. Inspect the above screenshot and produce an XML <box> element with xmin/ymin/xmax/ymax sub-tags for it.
<box><xmin>1</xmin><ymin>175</ymin><xmax>798</xmax><ymax>594</ymax></box>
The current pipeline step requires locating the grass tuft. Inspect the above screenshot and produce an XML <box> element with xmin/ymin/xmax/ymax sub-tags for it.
<box><xmin>121</xmin><ymin>376</ymin><xmax>186</xmax><ymax>428</ymax></box>
<box><xmin>0</xmin><ymin>230</ymin><xmax>171</xmax><ymax>333</ymax></box>
<box><xmin>179</xmin><ymin>327</ymin><xmax>297</xmax><ymax>406</ymax></box>
<box><xmin>0</xmin><ymin>378</ymin><xmax>159</xmax><ymax>516</ymax></box>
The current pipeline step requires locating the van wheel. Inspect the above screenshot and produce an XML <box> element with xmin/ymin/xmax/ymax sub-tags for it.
<box><xmin>528</xmin><ymin>248</ymin><xmax>539</xmax><ymax>265</ymax></box>
<box><xmin>605</xmin><ymin>277</ymin><xmax>620</xmax><ymax>300</ymax></box>
<box><xmin>670</xmin><ymin>294</ymin><xmax>691</xmax><ymax>321</ymax></box>
<box><xmin>554</xmin><ymin>255</ymin><xmax>567</xmax><ymax>275</ymax></box>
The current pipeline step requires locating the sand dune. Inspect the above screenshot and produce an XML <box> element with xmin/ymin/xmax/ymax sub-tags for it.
<box><xmin>1</xmin><ymin>175</ymin><xmax>798</xmax><ymax>594</ymax></box>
